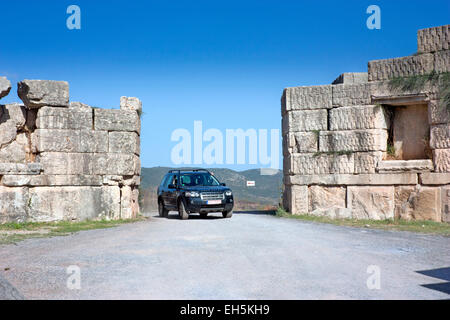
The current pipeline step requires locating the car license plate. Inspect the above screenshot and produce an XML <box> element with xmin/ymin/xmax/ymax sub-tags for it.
<box><xmin>207</xmin><ymin>200</ymin><xmax>221</xmax><ymax>205</ymax></box>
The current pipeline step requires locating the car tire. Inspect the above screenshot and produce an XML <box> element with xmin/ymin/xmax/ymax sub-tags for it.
<box><xmin>178</xmin><ymin>200</ymin><xmax>189</xmax><ymax>220</ymax></box>
<box><xmin>158</xmin><ymin>200</ymin><xmax>168</xmax><ymax>218</ymax></box>
<box><xmin>222</xmin><ymin>210</ymin><xmax>233</xmax><ymax>218</ymax></box>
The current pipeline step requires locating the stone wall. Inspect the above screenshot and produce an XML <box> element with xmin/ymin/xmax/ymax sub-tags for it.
<box><xmin>0</xmin><ymin>78</ymin><xmax>141</xmax><ymax>223</ymax></box>
<box><xmin>282</xmin><ymin>25</ymin><xmax>450</xmax><ymax>222</ymax></box>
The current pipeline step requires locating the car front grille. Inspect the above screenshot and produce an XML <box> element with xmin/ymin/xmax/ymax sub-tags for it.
<box><xmin>200</xmin><ymin>192</ymin><xmax>224</xmax><ymax>201</ymax></box>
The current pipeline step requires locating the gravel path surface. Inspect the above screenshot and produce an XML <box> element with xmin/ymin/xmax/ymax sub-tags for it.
<box><xmin>0</xmin><ymin>212</ymin><xmax>449</xmax><ymax>300</ymax></box>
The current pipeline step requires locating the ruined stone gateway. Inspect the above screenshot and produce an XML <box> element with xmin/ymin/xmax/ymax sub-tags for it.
<box><xmin>282</xmin><ymin>25</ymin><xmax>450</xmax><ymax>222</ymax></box>
<box><xmin>0</xmin><ymin>79</ymin><xmax>141</xmax><ymax>223</ymax></box>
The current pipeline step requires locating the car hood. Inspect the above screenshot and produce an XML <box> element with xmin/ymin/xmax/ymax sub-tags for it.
<box><xmin>181</xmin><ymin>186</ymin><xmax>231</xmax><ymax>193</ymax></box>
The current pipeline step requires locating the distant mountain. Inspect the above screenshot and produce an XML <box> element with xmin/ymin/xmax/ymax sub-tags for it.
<box><xmin>140</xmin><ymin>167</ymin><xmax>283</xmax><ymax>211</ymax></box>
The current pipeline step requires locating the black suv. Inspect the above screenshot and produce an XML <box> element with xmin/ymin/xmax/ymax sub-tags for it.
<box><xmin>157</xmin><ymin>169</ymin><xmax>234</xmax><ymax>219</ymax></box>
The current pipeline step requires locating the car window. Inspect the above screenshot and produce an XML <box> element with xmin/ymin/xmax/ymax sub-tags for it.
<box><xmin>180</xmin><ymin>173</ymin><xmax>220</xmax><ymax>187</ymax></box>
<box><xmin>160</xmin><ymin>174</ymin><xmax>170</xmax><ymax>188</ymax></box>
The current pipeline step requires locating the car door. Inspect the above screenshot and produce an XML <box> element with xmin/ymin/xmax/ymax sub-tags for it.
<box><xmin>167</xmin><ymin>173</ymin><xmax>179</xmax><ymax>208</ymax></box>
<box><xmin>161</xmin><ymin>174</ymin><xmax>173</xmax><ymax>207</ymax></box>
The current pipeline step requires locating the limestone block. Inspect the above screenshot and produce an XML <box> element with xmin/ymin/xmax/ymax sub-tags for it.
<box><xmin>285</xmin><ymin>85</ymin><xmax>332</xmax><ymax>111</ymax></box>
<box><xmin>309</xmin><ymin>186</ymin><xmax>347</xmax><ymax>217</ymax></box>
<box><xmin>17</xmin><ymin>80</ymin><xmax>69</xmax><ymax>108</ymax></box>
<box><xmin>370</xmin><ymin>79</ymin><xmax>437</xmax><ymax>99</ymax></box>
<box><xmin>418</xmin><ymin>25</ymin><xmax>450</xmax><ymax>53</ymax></box>
<box><xmin>368</xmin><ymin>54</ymin><xmax>434</xmax><ymax>81</ymax></box>
<box><xmin>132</xmin><ymin>188</ymin><xmax>140</xmax><ymax>218</ymax></box>
<box><xmin>32</xmin><ymin>129</ymin><xmax>108</xmax><ymax>153</ymax></box>
<box><xmin>420</xmin><ymin>173</ymin><xmax>450</xmax><ymax>185</ymax></box>
<box><xmin>319</xmin><ymin>129</ymin><xmax>388</xmax><ymax>152</ymax></box>
<box><xmin>291</xmin><ymin>153</ymin><xmax>354</xmax><ymax>175</ymax></box>
<box><xmin>284</xmin><ymin>185</ymin><xmax>308</xmax><ymax>214</ymax></box>
<box><xmin>354</xmin><ymin>151</ymin><xmax>383</xmax><ymax>174</ymax></box>
<box><xmin>290</xmin><ymin>132</ymin><xmax>318</xmax><ymax>153</ymax></box>
<box><xmin>286</xmin><ymin>173</ymin><xmax>418</xmax><ymax>186</ymax></box>
<box><xmin>395</xmin><ymin>186</ymin><xmax>441</xmax><ymax>222</ymax></box>
<box><xmin>347</xmin><ymin>186</ymin><xmax>395</xmax><ymax>220</ymax></box>
<box><xmin>27</xmin><ymin>186</ymin><xmax>120</xmax><ymax>222</ymax></box>
<box><xmin>442</xmin><ymin>186</ymin><xmax>450</xmax><ymax>223</ymax></box>
<box><xmin>0</xmin><ymin>104</ymin><xmax>27</xmax><ymax>148</ymax></box>
<box><xmin>134</xmin><ymin>155</ymin><xmax>141</xmax><ymax>176</ymax></box>
<box><xmin>109</xmin><ymin>131</ymin><xmax>140</xmax><ymax>155</ymax></box>
<box><xmin>329</xmin><ymin>105</ymin><xmax>389</xmax><ymax>130</ymax></box>
<box><xmin>120</xmin><ymin>97</ymin><xmax>142</xmax><ymax>115</ymax></box>
<box><xmin>121</xmin><ymin>186</ymin><xmax>140</xmax><ymax>219</ymax></box>
<box><xmin>332</xmin><ymin>73</ymin><xmax>368</xmax><ymax>85</ymax></box>
<box><xmin>38</xmin><ymin>152</ymin><xmax>95</xmax><ymax>175</ymax></box>
<box><xmin>1</xmin><ymin>175</ymin><xmax>103</xmax><ymax>187</ymax></box>
<box><xmin>0</xmin><ymin>163</ymin><xmax>42</xmax><ymax>175</ymax></box>
<box><xmin>433</xmin><ymin>149</ymin><xmax>450</xmax><ymax>172</ymax></box>
<box><xmin>69</xmin><ymin>101</ymin><xmax>92</xmax><ymax>111</ymax></box>
<box><xmin>0</xmin><ymin>133</ymin><xmax>29</xmax><ymax>163</ymax></box>
<box><xmin>430</xmin><ymin>124</ymin><xmax>450</xmax><ymax>149</ymax></box>
<box><xmin>377</xmin><ymin>160</ymin><xmax>434</xmax><ymax>173</ymax></box>
<box><xmin>93</xmin><ymin>153</ymin><xmax>136</xmax><ymax>176</ymax></box>
<box><xmin>434</xmin><ymin>50</ymin><xmax>450</xmax><ymax>73</ymax></box>
<box><xmin>0</xmin><ymin>186</ymin><xmax>28</xmax><ymax>223</ymax></box>
<box><xmin>282</xmin><ymin>109</ymin><xmax>327</xmax><ymax>133</ymax></box>
<box><xmin>105</xmin><ymin>175</ymin><xmax>141</xmax><ymax>187</ymax></box>
<box><xmin>36</xmin><ymin>106</ymin><xmax>92</xmax><ymax>130</ymax></box>
<box><xmin>94</xmin><ymin>109</ymin><xmax>140</xmax><ymax>133</ymax></box>
<box><xmin>428</xmin><ymin>100</ymin><xmax>450</xmax><ymax>125</ymax></box>
<box><xmin>332</xmin><ymin>83</ymin><xmax>372</xmax><ymax>107</ymax></box>
<box><xmin>0</xmin><ymin>76</ymin><xmax>11</xmax><ymax>99</ymax></box>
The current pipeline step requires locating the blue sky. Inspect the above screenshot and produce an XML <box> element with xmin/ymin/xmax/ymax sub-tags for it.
<box><xmin>1</xmin><ymin>0</ymin><xmax>449</xmax><ymax>170</ymax></box>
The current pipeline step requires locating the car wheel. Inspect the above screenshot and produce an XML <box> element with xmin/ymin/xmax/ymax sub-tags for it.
<box><xmin>158</xmin><ymin>200</ymin><xmax>168</xmax><ymax>217</ymax></box>
<box><xmin>200</xmin><ymin>213</ymin><xmax>208</xmax><ymax>218</ymax></box>
<box><xmin>178</xmin><ymin>200</ymin><xmax>189</xmax><ymax>220</ymax></box>
<box><xmin>222</xmin><ymin>210</ymin><xmax>233</xmax><ymax>218</ymax></box>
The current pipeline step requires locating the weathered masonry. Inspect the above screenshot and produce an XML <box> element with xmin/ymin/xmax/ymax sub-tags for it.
<box><xmin>0</xmin><ymin>79</ymin><xmax>141</xmax><ymax>222</ymax></box>
<box><xmin>282</xmin><ymin>25</ymin><xmax>450</xmax><ymax>222</ymax></box>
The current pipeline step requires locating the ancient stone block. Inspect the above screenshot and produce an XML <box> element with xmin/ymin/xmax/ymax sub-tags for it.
<box><xmin>0</xmin><ymin>77</ymin><xmax>11</xmax><ymax>99</ymax></box>
<box><xmin>428</xmin><ymin>100</ymin><xmax>450</xmax><ymax>125</ymax></box>
<box><xmin>291</xmin><ymin>153</ymin><xmax>354</xmax><ymax>175</ymax></box>
<box><xmin>0</xmin><ymin>186</ymin><xmax>28</xmax><ymax>223</ymax></box>
<box><xmin>27</xmin><ymin>186</ymin><xmax>120</xmax><ymax>222</ymax></box>
<box><xmin>332</xmin><ymin>73</ymin><xmax>368</xmax><ymax>85</ymax></box>
<box><xmin>0</xmin><ymin>133</ymin><xmax>29</xmax><ymax>163</ymax></box>
<box><xmin>368</xmin><ymin>54</ymin><xmax>434</xmax><ymax>81</ymax></box>
<box><xmin>418</xmin><ymin>25</ymin><xmax>450</xmax><ymax>53</ymax></box>
<box><xmin>0</xmin><ymin>163</ymin><xmax>42</xmax><ymax>175</ymax></box>
<box><xmin>282</xmin><ymin>109</ymin><xmax>327</xmax><ymax>133</ymax></box>
<box><xmin>420</xmin><ymin>173</ymin><xmax>450</xmax><ymax>185</ymax></box>
<box><xmin>309</xmin><ymin>186</ymin><xmax>348</xmax><ymax>218</ymax></box>
<box><xmin>38</xmin><ymin>152</ymin><xmax>95</xmax><ymax>175</ymax></box>
<box><xmin>17</xmin><ymin>80</ymin><xmax>69</xmax><ymax>108</ymax></box>
<box><xmin>377</xmin><ymin>160</ymin><xmax>434</xmax><ymax>173</ymax></box>
<box><xmin>285</xmin><ymin>85</ymin><xmax>332</xmax><ymax>111</ymax></box>
<box><xmin>290</xmin><ymin>132</ymin><xmax>318</xmax><ymax>153</ymax></box>
<box><xmin>1</xmin><ymin>175</ymin><xmax>103</xmax><ymax>187</ymax></box>
<box><xmin>36</xmin><ymin>106</ymin><xmax>92</xmax><ymax>130</ymax></box>
<box><xmin>430</xmin><ymin>124</ymin><xmax>450</xmax><ymax>149</ymax></box>
<box><xmin>69</xmin><ymin>101</ymin><xmax>92</xmax><ymax>111</ymax></box>
<box><xmin>370</xmin><ymin>79</ymin><xmax>436</xmax><ymax>99</ymax></box>
<box><xmin>329</xmin><ymin>105</ymin><xmax>389</xmax><ymax>130</ymax></box>
<box><xmin>93</xmin><ymin>153</ymin><xmax>136</xmax><ymax>176</ymax></box>
<box><xmin>319</xmin><ymin>129</ymin><xmax>388</xmax><ymax>152</ymax></box>
<box><xmin>442</xmin><ymin>186</ymin><xmax>450</xmax><ymax>223</ymax></box>
<box><xmin>32</xmin><ymin>129</ymin><xmax>108</xmax><ymax>153</ymax></box>
<box><xmin>109</xmin><ymin>131</ymin><xmax>140</xmax><ymax>155</ymax></box>
<box><xmin>286</xmin><ymin>173</ymin><xmax>418</xmax><ymax>186</ymax></box>
<box><xmin>0</xmin><ymin>104</ymin><xmax>27</xmax><ymax>148</ymax></box>
<box><xmin>121</xmin><ymin>186</ymin><xmax>139</xmax><ymax>219</ymax></box>
<box><xmin>284</xmin><ymin>185</ymin><xmax>308</xmax><ymax>214</ymax></box>
<box><xmin>433</xmin><ymin>149</ymin><xmax>450</xmax><ymax>172</ymax></box>
<box><xmin>332</xmin><ymin>83</ymin><xmax>372</xmax><ymax>107</ymax></box>
<box><xmin>94</xmin><ymin>109</ymin><xmax>140</xmax><ymax>133</ymax></box>
<box><xmin>434</xmin><ymin>50</ymin><xmax>450</xmax><ymax>73</ymax></box>
<box><xmin>347</xmin><ymin>186</ymin><xmax>395</xmax><ymax>220</ymax></box>
<box><xmin>395</xmin><ymin>186</ymin><xmax>441</xmax><ymax>222</ymax></box>
<box><xmin>120</xmin><ymin>97</ymin><xmax>142</xmax><ymax>115</ymax></box>
<box><xmin>354</xmin><ymin>151</ymin><xmax>383</xmax><ymax>174</ymax></box>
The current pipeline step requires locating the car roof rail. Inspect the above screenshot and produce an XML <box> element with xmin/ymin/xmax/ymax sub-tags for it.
<box><xmin>168</xmin><ymin>168</ymin><xmax>213</xmax><ymax>174</ymax></box>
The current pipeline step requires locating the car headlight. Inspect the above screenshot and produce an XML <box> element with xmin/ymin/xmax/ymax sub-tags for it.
<box><xmin>186</xmin><ymin>191</ymin><xmax>200</xmax><ymax>197</ymax></box>
<box><xmin>225</xmin><ymin>190</ymin><xmax>232</xmax><ymax>196</ymax></box>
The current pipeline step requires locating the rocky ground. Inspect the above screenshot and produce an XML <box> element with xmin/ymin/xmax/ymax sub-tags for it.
<box><xmin>0</xmin><ymin>212</ymin><xmax>449</xmax><ymax>300</ymax></box>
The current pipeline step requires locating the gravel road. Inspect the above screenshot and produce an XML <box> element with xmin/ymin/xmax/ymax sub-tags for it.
<box><xmin>0</xmin><ymin>212</ymin><xmax>449</xmax><ymax>300</ymax></box>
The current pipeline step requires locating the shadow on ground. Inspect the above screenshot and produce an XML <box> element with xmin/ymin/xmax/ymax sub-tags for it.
<box><xmin>417</xmin><ymin>267</ymin><xmax>450</xmax><ymax>295</ymax></box>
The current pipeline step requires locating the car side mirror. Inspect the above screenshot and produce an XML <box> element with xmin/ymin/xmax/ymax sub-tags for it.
<box><xmin>221</xmin><ymin>183</ymin><xmax>226</xmax><ymax>186</ymax></box>
<box><xmin>168</xmin><ymin>184</ymin><xmax>176</xmax><ymax>189</ymax></box>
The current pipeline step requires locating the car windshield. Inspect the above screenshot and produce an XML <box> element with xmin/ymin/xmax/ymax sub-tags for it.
<box><xmin>179</xmin><ymin>172</ymin><xmax>220</xmax><ymax>187</ymax></box>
